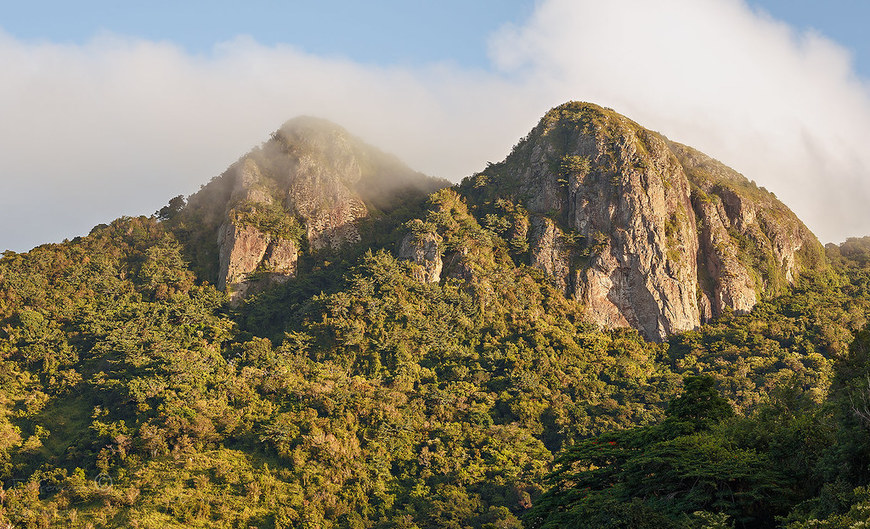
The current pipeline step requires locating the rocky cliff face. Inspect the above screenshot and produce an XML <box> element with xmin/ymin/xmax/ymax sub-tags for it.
<box><xmin>397</xmin><ymin>225</ymin><xmax>443</xmax><ymax>283</ymax></box>
<box><xmin>458</xmin><ymin>102</ymin><xmax>824</xmax><ymax>340</ymax></box>
<box><xmin>183</xmin><ymin>117</ymin><xmax>447</xmax><ymax>301</ymax></box>
<box><xmin>217</xmin><ymin>222</ymin><xmax>297</xmax><ymax>300</ymax></box>
<box><xmin>670</xmin><ymin>141</ymin><xmax>823</xmax><ymax>321</ymax></box>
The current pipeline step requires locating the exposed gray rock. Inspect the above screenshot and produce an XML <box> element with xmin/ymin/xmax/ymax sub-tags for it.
<box><xmin>692</xmin><ymin>193</ymin><xmax>757</xmax><ymax>320</ymax></box>
<box><xmin>218</xmin><ymin>222</ymin><xmax>269</xmax><ymax>291</ymax></box>
<box><xmin>217</xmin><ymin>222</ymin><xmax>297</xmax><ymax>303</ymax></box>
<box><xmin>188</xmin><ymin>103</ymin><xmax>825</xmax><ymax>334</ymax></box>
<box><xmin>461</xmin><ymin>102</ymin><xmax>824</xmax><ymax>340</ymax></box>
<box><xmin>397</xmin><ymin>230</ymin><xmax>443</xmax><ymax>283</ymax></box>
<box><xmin>671</xmin><ymin>140</ymin><xmax>823</xmax><ymax>314</ymax></box>
<box><xmin>442</xmin><ymin>248</ymin><xmax>475</xmax><ymax>282</ymax></box>
<box><xmin>264</xmin><ymin>238</ymin><xmax>298</xmax><ymax>273</ymax></box>
<box><xmin>478</xmin><ymin>103</ymin><xmax>699</xmax><ymax>340</ymax></box>
<box><xmin>529</xmin><ymin>216</ymin><xmax>573</xmax><ymax>294</ymax></box>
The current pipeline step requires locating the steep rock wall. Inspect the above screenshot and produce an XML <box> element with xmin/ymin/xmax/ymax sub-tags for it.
<box><xmin>671</xmin><ymin>141</ymin><xmax>824</xmax><ymax>319</ymax></box>
<box><xmin>217</xmin><ymin>222</ymin><xmax>297</xmax><ymax>302</ymax></box>
<box><xmin>459</xmin><ymin>102</ymin><xmax>825</xmax><ymax>340</ymax></box>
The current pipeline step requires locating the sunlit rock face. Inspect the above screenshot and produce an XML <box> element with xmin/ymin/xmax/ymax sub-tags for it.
<box><xmin>217</xmin><ymin>221</ymin><xmax>298</xmax><ymax>302</ymax></box>
<box><xmin>459</xmin><ymin>102</ymin><xmax>824</xmax><ymax>341</ymax></box>
<box><xmin>397</xmin><ymin>228</ymin><xmax>443</xmax><ymax>283</ymax></box>
<box><xmin>670</xmin><ymin>140</ymin><xmax>821</xmax><ymax>323</ymax></box>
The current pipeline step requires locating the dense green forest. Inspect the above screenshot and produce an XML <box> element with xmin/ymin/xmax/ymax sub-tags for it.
<box><xmin>2</xmin><ymin>188</ymin><xmax>870</xmax><ymax>528</ymax></box>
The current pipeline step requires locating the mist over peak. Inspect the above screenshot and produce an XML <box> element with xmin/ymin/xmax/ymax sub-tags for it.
<box><xmin>278</xmin><ymin>115</ymin><xmax>348</xmax><ymax>134</ymax></box>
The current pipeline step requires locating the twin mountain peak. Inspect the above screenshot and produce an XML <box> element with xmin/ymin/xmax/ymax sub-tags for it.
<box><xmin>174</xmin><ymin>102</ymin><xmax>823</xmax><ymax>342</ymax></box>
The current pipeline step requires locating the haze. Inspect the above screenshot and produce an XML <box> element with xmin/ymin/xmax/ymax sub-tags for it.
<box><xmin>1</xmin><ymin>0</ymin><xmax>869</xmax><ymax>251</ymax></box>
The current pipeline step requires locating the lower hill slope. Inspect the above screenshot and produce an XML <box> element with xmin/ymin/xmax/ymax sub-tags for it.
<box><xmin>0</xmin><ymin>215</ymin><xmax>869</xmax><ymax>528</ymax></box>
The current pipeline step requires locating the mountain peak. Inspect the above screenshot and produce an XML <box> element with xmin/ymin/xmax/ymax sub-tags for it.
<box><xmin>274</xmin><ymin>116</ymin><xmax>358</xmax><ymax>150</ymax></box>
<box><xmin>538</xmin><ymin>100</ymin><xmax>640</xmax><ymax>133</ymax></box>
<box><xmin>455</xmin><ymin>101</ymin><xmax>824</xmax><ymax>340</ymax></box>
<box><xmin>181</xmin><ymin>117</ymin><xmax>447</xmax><ymax>301</ymax></box>
<box><xmin>276</xmin><ymin>115</ymin><xmax>357</xmax><ymax>136</ymax></box>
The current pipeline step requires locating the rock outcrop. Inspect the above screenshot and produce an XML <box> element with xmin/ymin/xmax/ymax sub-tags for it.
<box><xmin>183</xmin><ymin>117</ymin><xmax>447</xmax><ymax>301</ymax></box>
<box><xmin>397</xmin><ymin>227</ymin><xmax>443</xmax><ymax>283</ymax></box>
<box><xmin>459</xmin><ymin>102</ymin><xmax>825</xmax><ymax>340</ymax></box>
<box><xmin>691</xmin><ymin>193</ymin><xmax>757</xmax><ymax>319</ymax></box>
<box><xmin>217</xmin><ymin>222</ymin><xmax>297</xmax><ymax>300</ymax></box>
<box><xmin>528</xmin><ymin>217</ymin><xmax>573</xmax><ymax>294</ymax></box>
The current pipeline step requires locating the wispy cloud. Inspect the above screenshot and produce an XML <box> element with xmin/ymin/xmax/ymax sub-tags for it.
<box><xmin>1</xmin><ymin>0</ymin><xmax>868</xmax><ymax>251</ymax></box>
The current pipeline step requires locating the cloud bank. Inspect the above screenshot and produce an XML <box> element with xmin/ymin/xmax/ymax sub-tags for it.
<box><xmin>1</xmin><ymin>0</ymin><xmax>868</xmax><ymax>251</ymax></box>
<box><xmin>489</xmin><ymin>0</ymin><xmax>870</xmax><ymax>245</ymax></box>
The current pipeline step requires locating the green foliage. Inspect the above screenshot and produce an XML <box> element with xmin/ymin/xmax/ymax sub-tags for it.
<box><xmin>526</xmin><ymin>233</ymin><xmax>870</xmax><ymax>528</ymax></box>
<box><xmin>230</xmin><ymin>200</ymin><xmax>306</xmax><ymax>245</ymax></box>
<box><xmin>0</xmin><ymin>204</ymin><xmax>677</xmax><ymax>528</ymax></box>
<box><xmin>666</xmin><ymin>254</ymin><xmax>870</xmax><ymax>411</ymax></box>
<box><xmin>3</xmin><ymin>189</ymin><xmax>870</xmax><ymax>528</ymax></box>
<box><xmin>783</xmin><ymin>486</ymin><xmax>870</xmax><ymax>528</ymax></box>
<box><xmin>526</xmin><ymin>377</ymin><xmax>796</xmax><ymax>529</ymax></box>
<box><xmin>665</xmin><ymin>375</ymin><xmax>734</xmax><ymax>425</ymax></box>
<box><xmin>156</xmin><ymin>195</ymin><xmax>186</xmax><ymax>221</ymax></box>
<box><xmin>829</xmin><ymin>237</ymin><xmax>870</xmax><ymax>269</ymax></box>
<box><xmin>559</xmin><ymin>155</ymin><xmax>590</xmax><ymax>180</ymax></box>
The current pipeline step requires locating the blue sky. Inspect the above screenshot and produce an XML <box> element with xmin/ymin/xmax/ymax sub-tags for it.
<box><xmin>2</xmin><ymin>1</ymin><xmax>867</xmax><ymax>73</ymax></box>
<box><xmin>0</xmin><ymin>0</ymin><xmax>869</xmax><ymax>251</ymax></box>
<box><xmin>0</xmin><ymin>1</ymin><xmax>533</xmax><ymax>67</ymax></box>
<box><xmin>750</xmin><ymin>0</ymin><xmax>870</xmax><ymax>76</ymax></box>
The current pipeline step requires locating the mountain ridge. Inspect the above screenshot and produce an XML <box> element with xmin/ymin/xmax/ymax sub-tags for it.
<box><xmin>170</xmin><ymin>101</ymin><xmax>826</xmax><ymax>339</ymax></box>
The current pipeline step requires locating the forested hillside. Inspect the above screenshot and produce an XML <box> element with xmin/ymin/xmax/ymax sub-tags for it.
<box><xmin>1</xmin><ymin>104</ymin><xmax>870</xmax><ymax>528</ymax></box>
<box><xmin>1</xmin><ymin>216</ymin><xmax>869</xmax><ymax>528</ymax></box>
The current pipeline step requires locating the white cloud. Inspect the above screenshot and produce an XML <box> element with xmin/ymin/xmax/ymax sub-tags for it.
<box><xmin>488</xmin><ymin>0</ymin><xmax>870</xmax><ymax>244</ymax></box>
<box><xmin>0</xmin><ymin>32</ymin><xmax>538</xmax><ymax>252</ymax></box>
<box><xmin>1</xmin><ymin>0</ymin><xmax>869</xmax><ymax>251</ymax></box>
